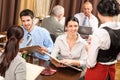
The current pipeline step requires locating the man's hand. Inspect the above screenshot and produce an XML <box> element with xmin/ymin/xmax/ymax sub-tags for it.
<box><xmin>35</xmin><ymin>46</ymin><xmax>48</xmax><ymax>54</ymax></box>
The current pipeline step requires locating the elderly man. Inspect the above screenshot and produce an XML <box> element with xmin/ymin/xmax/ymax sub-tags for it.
<box><xmin>74</xmin><ymin>1</ymin><xmax>99</xmax><ymax>32</ymax></box>
<box><xmin>41</xmin><ymin>5</ymin><xmax>65</xmax><ymax>42</ymax></box>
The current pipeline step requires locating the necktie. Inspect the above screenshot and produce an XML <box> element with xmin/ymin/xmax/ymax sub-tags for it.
<box><xmin>26</xmin><ymin>33</ymin><xmax>32</xmax><ymax>46</ymax></box>
<box><xmin>82</xmin><ymin>17</ymin><xmax>87</xmax><ymax>26</ymax></box>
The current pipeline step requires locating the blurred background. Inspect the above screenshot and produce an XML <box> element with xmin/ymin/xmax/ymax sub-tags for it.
<box><xmin>0</xmin><ymin>0</ymin><xmax>119</xmax><ymax>32</ymax></box>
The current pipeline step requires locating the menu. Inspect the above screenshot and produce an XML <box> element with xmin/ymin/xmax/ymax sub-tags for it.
<box><xmin>20</xmin><ymin>45</ymin><xmax>41</xmax><ymax>53</ymax></box>
<box><xmin>26</xmin><ymin>63</ymin><xmax>45</xmax><ymax>80</ymax></box>
<box><xmin>44</xmin><ymin>52</ymin><xmax>83</xmax><ymax>71</ymax></box>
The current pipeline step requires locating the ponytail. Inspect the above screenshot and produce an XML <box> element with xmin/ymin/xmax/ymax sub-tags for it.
<box><xmin>0</xmin><ymin>25</ymin><xmax>24</xmax><ymax>77</ymax></box>
<box><xmin>0</xmin><ymin>36</ymin><xmax>19</xmax><ymax>77</ymax></box>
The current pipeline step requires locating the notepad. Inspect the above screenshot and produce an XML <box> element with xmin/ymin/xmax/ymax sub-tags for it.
<box><xmin>26</xmin><ymin>63</ymin><xmax>45</xmax><ymax>80</ymax></box>
<box><xmin>44</xmin><ymin>52</ymin><xmax>83</xmax><ymax>71</ymax></box>
<box><xmin>0</xmin><ymin>76</ymin><xmax>4</xmax><ymax>80</ymax></box>
<box><xmin>0</xmin><ymin>35</ymin><xmax>6</xmax><ymax>38</ymax></box>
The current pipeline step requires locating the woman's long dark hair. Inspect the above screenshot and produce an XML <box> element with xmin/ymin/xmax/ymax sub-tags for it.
<box><xmin>0</xmin><ymin>25</ymin><xmax>24</xmax><ymax>77</ymax></box>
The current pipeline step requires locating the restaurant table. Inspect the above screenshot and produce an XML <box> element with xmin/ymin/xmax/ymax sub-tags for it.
<box><xmin>26</xmin><ymin>55</ymin><xmax>83</xmax><ymax>80</ymax></box>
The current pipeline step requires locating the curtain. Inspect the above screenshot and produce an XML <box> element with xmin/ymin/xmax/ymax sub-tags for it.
<box><xmin>89</xmin><ymin>0</ymin><xmax>101</xmax><ymax>17</ymax></box>
<box><xmin>115</xmin><ymin>0</ymin><xmax>120</xmax><ymax>22</ymax></box>
<box><xmin>49</xmin><ymin>0</ymin><xmax>101</xmax><ymax>17</ymax></box>
<box><xmin>34</xmin><ymin>0</ymin><xmax>51</xmax><ymax>18</ymax></box>
<box><xmin>0</xmin><ymin>0</ymin><xmax>20</xmax><ymax>31</ymax></box>
<box><xmin>49</xmin><ymin>0</ymin><xmax>84</xmax><ymax>16</ymax></box>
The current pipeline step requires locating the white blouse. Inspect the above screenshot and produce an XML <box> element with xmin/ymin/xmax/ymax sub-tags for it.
<box><xmin>51</xmin><ymin>33</ymin><xmax>88</xmax><ymax>67</ymax></box>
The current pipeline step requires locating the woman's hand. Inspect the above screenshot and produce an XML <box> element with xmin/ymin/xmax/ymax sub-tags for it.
<box><xmin>60</xmin><ymin>59</ymin><xmax>73</xmax><ymax>66</ymax></box>
<box><xmin>51</xmin><ymin>59</ymin><xmax>66</xmax><ymax>67</ymax></box>
<box><xmin>60</xmin><ymin>59</ymin><xmax>80</xmax><ymax>66</ymax></box>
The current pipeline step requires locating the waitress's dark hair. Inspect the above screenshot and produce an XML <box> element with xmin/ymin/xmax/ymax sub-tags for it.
<box><xmin>97</xmin><ymin>0</ymin><xmax>120</xmax><ymax>16</ymax></box>
<box><xmin>0</xmin><ymin>25</ymin><xmax>24</xmax><ymax>77</ymax></box>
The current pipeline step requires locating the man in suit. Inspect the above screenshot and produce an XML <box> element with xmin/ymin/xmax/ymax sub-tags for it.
<box><xmin>41</xmin><ymin>5</ymin><xmax>65</xmax><ymax>42</ymax></box>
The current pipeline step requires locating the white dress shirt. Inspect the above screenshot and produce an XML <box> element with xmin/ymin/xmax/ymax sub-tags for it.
<box><xmin>51</xmin><ymin>33</ymin><xmax>88</xmax><ymax>67</ymax></box>
<box><xmin>87</xmin><ymin>22</ymin><xmax>120</xmax><ymax>68</ymax></box>
<box><xmin>74</xmin><ymin>12</ymin><xmax>99</xmax><ymax>31</ymax></box>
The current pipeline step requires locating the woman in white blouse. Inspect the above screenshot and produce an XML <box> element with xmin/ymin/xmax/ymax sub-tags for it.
<box><xmin>51</xmin><ymin>16</ymin><xmax>87</xmax><ymax>68</ymax></box>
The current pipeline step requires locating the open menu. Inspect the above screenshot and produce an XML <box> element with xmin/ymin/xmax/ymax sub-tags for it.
<box><xmin>20</xmin><ymin>45</ymin><xmax>41</xmax><ymax>53</ymax></box>
<box><xmin>26</xmin><ymin>63</ymin><xmax>45</xmax><ymax>80</ymax></box>
<box><xmin>0</xmin><ymin>63</ymin><xmax>45</xmax><ymax>80</ymax></box>
<box><xmin>44</xmin><ymin>52</ymin><xmax>83</xmax><ymax>71</ymax></box>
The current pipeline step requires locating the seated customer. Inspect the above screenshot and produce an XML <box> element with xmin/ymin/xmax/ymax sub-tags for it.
<box><xmin>41</xmin><ymin>5</ymin><xmax>65</xmax><ymax>42</ymax></box>
<box><xmin>19</xmin><ymin>9</ymin><xmax>53</xmax><ymax>61</ymax></box>
<box><xmin>0</xmin><ymin>26</ymin><xmax>26</xmax><ymax>80</ymax></box>
<box><xmin>51</xmin><ymin>17</ymin><xmax>87</xmax><ymax>68</ymax></box>
<box><xmin>74</xmin><ymin>1</ymin><xmax>98</xmax><ymax>32</ymax></box>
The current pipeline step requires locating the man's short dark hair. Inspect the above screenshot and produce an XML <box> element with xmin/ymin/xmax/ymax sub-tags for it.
<box><xmin>20</xmin><ymin>9</ymin><xmax>34</xmax><ymax>19</ymax></box>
